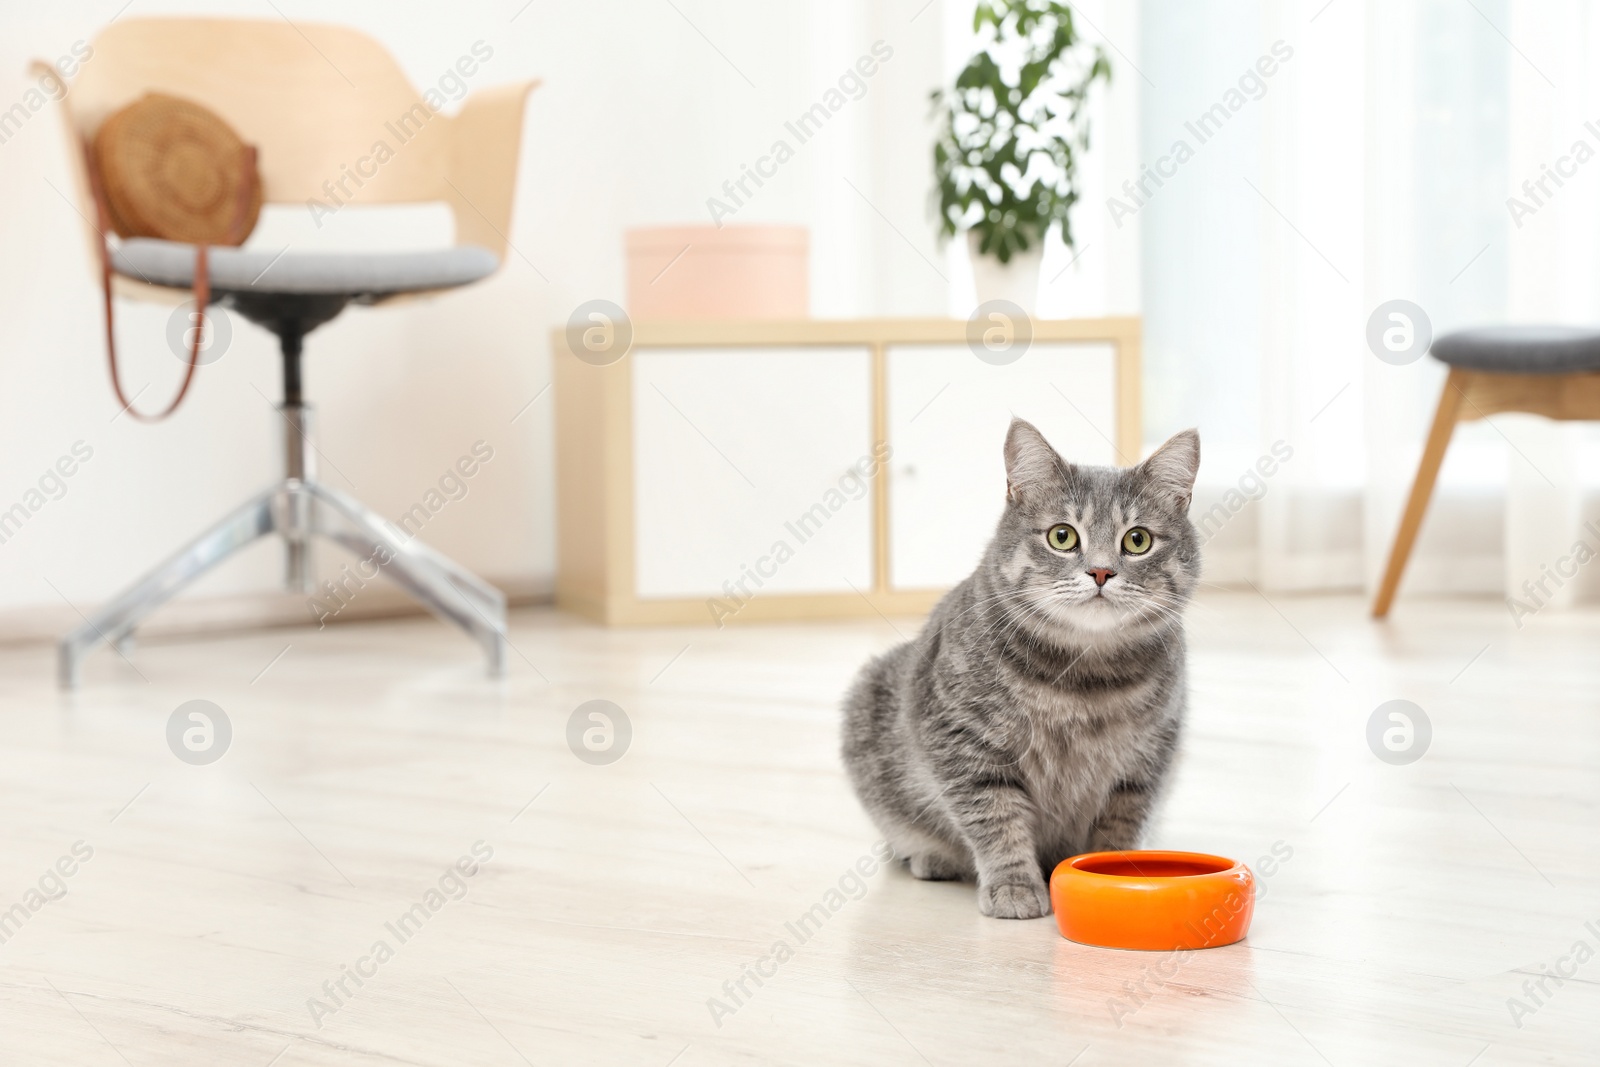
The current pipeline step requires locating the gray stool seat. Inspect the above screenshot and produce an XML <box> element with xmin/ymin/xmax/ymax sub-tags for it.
<box><xmin>111</xmin><ymin>238</ymin><xmax>500</xmax><ymax>297</ymax></box>
<box><xmin>1432</xmin><ymin>325</ymin><xmax>1600</xmax><ymax>374</ymax></box>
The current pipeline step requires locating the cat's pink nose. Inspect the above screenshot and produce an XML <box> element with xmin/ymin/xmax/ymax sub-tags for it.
<box><xmin>1087</xmin><ymin>568</ymin><xmax>1117</xmax><ymax>587</ymax></box>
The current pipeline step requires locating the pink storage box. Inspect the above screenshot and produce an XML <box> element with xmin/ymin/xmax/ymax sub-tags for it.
<box><xmin>625</xmin><ymin>225</ymin><xmax>808</xmax><ymax>320</ymax></box>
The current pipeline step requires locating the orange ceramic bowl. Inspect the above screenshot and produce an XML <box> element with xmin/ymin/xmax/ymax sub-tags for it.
<box><xmin>1049</xmin><ymin>850</ymin><xmax>1255</xmax><ymax>951</ymax></box>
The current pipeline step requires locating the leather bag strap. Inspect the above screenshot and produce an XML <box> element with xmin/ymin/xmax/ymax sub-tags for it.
<box><xmin>84</xmin><ymin>141</ymin><xmax>257</xmax><ymax>422</ymax></box>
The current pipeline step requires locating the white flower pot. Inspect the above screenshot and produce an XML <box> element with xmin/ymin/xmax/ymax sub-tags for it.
<box><xmin>968</xmin><ymin>230</ymin><xmax>1043</xmax><ymax>315</ymax></box>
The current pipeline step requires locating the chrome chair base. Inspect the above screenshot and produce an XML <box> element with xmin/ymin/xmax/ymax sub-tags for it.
<box><xmin>58</xmin><ymin>403</ymin><xmax>507</xmax><ymax>687</ymax></box>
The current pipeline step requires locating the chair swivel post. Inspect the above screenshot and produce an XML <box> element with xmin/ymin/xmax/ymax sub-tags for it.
<box><xmin>279</xmin><ymin>330</ymin><xmax>315</xmax><ymax>595</ymax></box>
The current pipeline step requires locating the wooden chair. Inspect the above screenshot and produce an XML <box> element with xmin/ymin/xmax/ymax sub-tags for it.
<box><xmin>34</xmin><ymin>17</ymin><xmax>538</xmax><ymax>684</ymax></box>
<box><xmin>1372</xmin><ymin>326</ymin><xmax>1600</xmax><ymax>616</ymax></box>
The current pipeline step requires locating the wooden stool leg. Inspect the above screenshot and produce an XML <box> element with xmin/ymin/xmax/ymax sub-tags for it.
<box><xmin>1372</xmin><ymin>370</ymin><xmax>1468</xmax><ymax>617</ymax></box>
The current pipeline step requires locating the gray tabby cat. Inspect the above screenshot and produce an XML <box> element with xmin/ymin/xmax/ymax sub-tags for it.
<box><xmin>842</xmin><ymin>419</ymin><xmax>1200</xmax><ymax>918</ymax></box>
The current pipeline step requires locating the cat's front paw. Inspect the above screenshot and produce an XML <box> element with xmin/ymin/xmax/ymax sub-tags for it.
<box><xmin>977</xmin><ymin>878</ymin><xmax>1052</xmax><ymax>919</ymax></box>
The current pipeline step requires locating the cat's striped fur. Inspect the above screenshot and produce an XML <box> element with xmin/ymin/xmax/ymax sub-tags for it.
<box><xmin>841</xmin><ymin>419</ymin><xmax>1200</xmax><ymax>918</ymax></box>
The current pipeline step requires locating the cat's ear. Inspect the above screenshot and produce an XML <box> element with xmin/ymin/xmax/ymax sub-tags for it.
<box><xmin>1138</xmin><ymin>429</ymin><xmax>1200</xmax><ymax>511</ymax></box>
<box><xmin>1004</xmin><ymin>418</ymin><xmax>1066</xmax><ymax>503</ymax></box>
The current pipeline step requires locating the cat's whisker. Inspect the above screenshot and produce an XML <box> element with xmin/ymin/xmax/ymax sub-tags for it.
<box><xmin>925</xmin><ymin>584</ymin><xmax>1042</xmax><ymax>640</ymax></box>
<box><xmin>976</xmin><ymin>598</ymin><xmax>1053</xmax><ymax>656</ymax></box>
<box><xmin>1119</xmin><ymin>597</ymin><xmax>1189</xmax><ymax>629</ymax></box>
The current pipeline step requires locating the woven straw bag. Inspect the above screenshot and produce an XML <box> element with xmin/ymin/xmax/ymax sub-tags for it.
<box><xmin>86</xmin><ymin>93</ymin><xmax>261</xmax><ymax>421</ymax></box>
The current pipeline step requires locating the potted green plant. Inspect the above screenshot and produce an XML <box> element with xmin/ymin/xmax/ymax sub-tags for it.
<box><xmin>933</xmin><ymin>0</ymin><xmax>1110</xmax><ymax>313</ymax></box>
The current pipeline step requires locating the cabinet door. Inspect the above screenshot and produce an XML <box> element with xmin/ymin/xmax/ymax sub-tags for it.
<box><xmin>632</xmin><ymin>346</ymin><xmax>875</xmax><ymax>600</ymax></box>
<box><xmin>886</xmin><ymin>342</ymin><xmax>1119</xmax><ymax>591</ymax></box>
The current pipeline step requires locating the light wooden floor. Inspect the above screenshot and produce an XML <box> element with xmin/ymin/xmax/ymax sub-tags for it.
<box><xmin>0</xmin><ymin>589</ymin><xmax>1595</xmax><ymax>1065</ymax></box>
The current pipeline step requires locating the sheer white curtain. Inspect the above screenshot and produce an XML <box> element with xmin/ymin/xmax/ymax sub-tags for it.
<box><xmin>1500</xmin><ymin>0</ymin><xmax>1600</xmax><ymax>609</ymax></box>
<box><xmin>1139</xmin><ymin>0</ymin><xmax>1600</xmax><ymax>607</ymax></box>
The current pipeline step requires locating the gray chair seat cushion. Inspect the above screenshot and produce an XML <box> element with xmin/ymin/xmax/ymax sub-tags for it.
<box><xmin>110</xmin><ymin>238</ymin><xmax>499</xmax><ymax>296</ymax></box>
<box><xmin>1432</xmin><ymin>325</ymin><xmax>1600</xmax><ymax>374</ymax></box>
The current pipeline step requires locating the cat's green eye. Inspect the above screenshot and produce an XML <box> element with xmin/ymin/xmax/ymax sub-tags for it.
<box><xmin>1046</xmin><ymin>524</ymin><xmax>1079</xmax><ymax>552</ymax></box>
<box><xmin>1122</xmin><ymin>527</ymin><xmax>1153</xmax><ymax>555</ymax></box>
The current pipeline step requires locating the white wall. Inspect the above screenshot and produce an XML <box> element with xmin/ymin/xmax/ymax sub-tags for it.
<box><xmin>0</xmin><ymin>1</ymin><xmax>1133</xmax><ymax>632</ymax></box>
